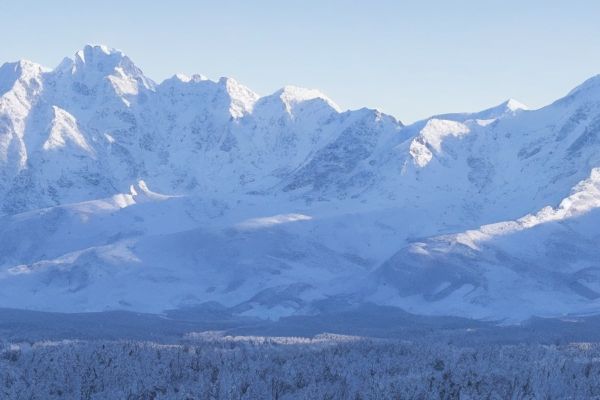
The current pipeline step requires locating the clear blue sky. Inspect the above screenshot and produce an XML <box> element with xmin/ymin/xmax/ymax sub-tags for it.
<box><xmin>1</xmin><ymin>0</ymin><xmax>599</xmax><ymax>122</ymax></box>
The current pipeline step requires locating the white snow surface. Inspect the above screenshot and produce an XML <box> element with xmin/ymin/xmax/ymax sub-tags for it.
<box><xmin>1</xmin><ymin>45</ymin><xmax>600</xmax><ymax>321</ymax></box>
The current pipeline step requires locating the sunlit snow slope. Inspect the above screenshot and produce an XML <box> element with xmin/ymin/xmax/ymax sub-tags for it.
<box><xmin>1</xmin><ymin>45</ymin><xmax>600</xmax><ymax>321</ymax></box>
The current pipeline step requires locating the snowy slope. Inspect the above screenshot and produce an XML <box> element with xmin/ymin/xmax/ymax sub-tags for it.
<box><xmin>0</xmin><ymin>45</ymin><xmax>404</xmax><ymax>214</ymax></box>
<box><xmin>1</xmin><ymin>45</ymin><xmax>600</xmax><ymax>322</ymax></box>
<box><xmin>370</xmin><ymin>169</ymin><xmax>600</xmax><ymax>321</ymax></box>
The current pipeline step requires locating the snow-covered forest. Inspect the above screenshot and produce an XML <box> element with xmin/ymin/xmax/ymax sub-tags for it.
<box><xmin>2</xmin><ymin>334</ymin><xmax>600</xmax><ymax>399</ymax></box>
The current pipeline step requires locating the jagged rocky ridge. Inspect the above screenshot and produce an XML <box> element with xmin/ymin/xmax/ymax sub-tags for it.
<box><xmin>1</xmin><ymin>45</ymin><xmax>600</xmax><ymax>322</ymax></box>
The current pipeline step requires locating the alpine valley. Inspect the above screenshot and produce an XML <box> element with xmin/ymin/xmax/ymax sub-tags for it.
<box><xmin>1</xmin><ymin>45</ymin><xmax>600</xmax><ymax>324</ymax></box>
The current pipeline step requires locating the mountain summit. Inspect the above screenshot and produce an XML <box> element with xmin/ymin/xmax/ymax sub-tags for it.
<box><xmin>0</xmin><ymin>46</ymin><xmax>599</xmax><ymax>322</ymax></box>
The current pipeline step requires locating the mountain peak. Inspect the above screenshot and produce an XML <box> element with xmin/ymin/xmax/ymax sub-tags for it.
<box><xmin>74</xmin><ymin>44</ymin><xmax>124</xmax><ymax>64</ymax></box>
<box><xmin>431</xmin><ymin>98</ymin><xmax>529</xmax><ymax>123</ymax></box>
<box><xmin>476</xmin><ymin>98</ymin><xmax>529</xmax><ymax>118</ymax></box>
<box><xmin>0</xmin><ymin>59</ymin><xmax>47</xmax><ymax>77</ymax></box>
<box><xmin>0</xmin><ymin>59</ymin><xmax>46</xmax><ymax>96</ymax></box>
<box><xmin>2</xmin><ymin>59</ymin><xmax>46</xmax><ymax>71</ymax></box>
<box><xmin>55</xmin><ymin>45</ymin><xmax>156</xmax><ymax>95</ymax></box>
<box><xmin>274</xmin><ymin>85</ymin><xmax>341</xmax><ymax>113</ymax></box>
<box><xmin>566</xmin><ymin>74</ymin><xmax>600</xmax><ymax>98</ymax></box>
<box><xmin>172</xmin><ymin>73</ymin><xmax>208</xmax><ymax>83</ymax></box>
<box><xmin>218</xmin><ymin>77</ymin><xmax>259</xmax><ymax>117</ymax></box>
<box><xmin>503</xmin><ymin>98</ymin><xmax>529</xmax><ymax>112</ymax></box>
<box><xmin>65</xmin><ymin>44</ymin><xmax>148</xmax><ymax>82</ymax></box>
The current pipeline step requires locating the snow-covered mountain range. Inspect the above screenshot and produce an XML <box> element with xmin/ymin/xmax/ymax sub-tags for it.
<box><xmin>1</xmin><ymin>45</ymin><xmax>600</xmax><ymax>322</ymax></box>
